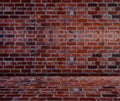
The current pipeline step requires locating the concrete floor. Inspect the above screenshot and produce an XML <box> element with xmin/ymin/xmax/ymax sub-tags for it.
<box><xmin>0</xmin><ymin>76</ymin><xmax>120</xmax><ymax>101</ymax></box>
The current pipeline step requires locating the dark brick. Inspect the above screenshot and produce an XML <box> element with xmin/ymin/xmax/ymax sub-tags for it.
<box><xmin>10</xmin><ymin>16</ymin><xmax>19</xmax><ymax>19</ymax></box>
<box><xmin>11</xmin><ymin>0</ymin><xmax>21</xmax><ymax>2</ymax></box>
<box><xmin>88</xmin><ymin>66</ymin><xmax>97</xmax><ymax>69</ymax></box>
<box><xmin>0</xmin><ymin>54</ymin><xmax>9</xmax><ymax>57</ymax></box>
<box><xmin>115</xmin><ymin>62</ymin><xmax>120</xmax><ymax>65</ymax></box>
<box><xmin>4</xmin><ymin>11</ymin><xmax>14</xmax><ymax>14</ymax></box>
<box><xmin>26</xmin><ymin>27</ymin><xmax>35</xmax><ymax>30</ymax></box>
<box><xmin>52</xmin><ymin>0</ymin><xmax>61</xmax><ymax>3</ymax></box>
<box><xmin>103</xmin><ymin>86</ymin><xmax>115</xmax><ymax>88</ymax></box>
<box><xmin>5</xmin><ymin>42</ymin><xmax>14</xmax><ymax>45</ymax></box>
<box><xmin>108</xmin><ymin>66</ymin><xmax>117</xmax><ymax>69</ymax></box>
<box><xmin>93</xmin><ymin>54</ymin><xmax>102</xmax><ymax>57</ymax></box>
<box><xmin>22</xmin><ymin>0</ymin><xmax>31</xmax><ymax>2</ymax></box>
<box><xmin>26</xmin><ymin>42</ymin><xmax>35</xmax><ymax>45</ymax></box>
<box><xmin>102</xmin><ymin>94</ymin><xmax>118</xmax><ymax>97</ymax></box>
<box><xmin>10</xmin><ymin>54</ymin><xmax>19</xmax><ymax>57</ymax></box>
<box><xmin>95</xmin><ymin>7</ymin><xmax>100</xmax><ymax>11</ymax></box>
<box><xmin>112</xmin><ymin>15</ymin><xmax>120</xmax><ymax>18</ymax></box>
<box><xmin>46</xmin><ymin>66</ymin><xmax>55</xmax><ymax>68</ymax></box>
<box><xmin>4</xmin><ymin>58</ymin><xmax>14</xmax><ymax>61</ymax></box>
<box><xmin>0</xmin><ymin>42</ymin><xmax>3</xmax><ymax>45</ymax></box>
<box><xmin>72</xmin><ymin>0</ymin><xmax>82</xmax><ymax>2</ymax></box>
<box><xmin>108</xmin><ymin>3</ymin><xmax>117</xmax><ymax>7</ymax></box>
<box><xmin>112</xmin><ymin>54</ymin><xmax>120</xmax><ymax>57</ymax></box>
<box><xmin>5</xmin><ymin>35</ymin><xmax>14</xmax><ymax>38</ymax></box>
<box><xmin>88</xmin><ymin>3</ymin><xmax>97</xmax><ymax>7</ymax></box>
<box><xmin>95</xmin><ymin>62</ymin><xmax>100</xmax><ymax>65</ymax></box>
<box><xmin>15</xmin><ymin>58</ymin><xmax>25</xmax><ymax>61</ymax></box>
<box><xmin>0</xmin><ymin>35</ymin><xmax>3</xmax><ymax>38</ymax></box>
<box><xmin>0</xmin><ymin>0</ymin><xmax>9</xmax><ymax>2</ymax></box>
<box><xmin>115</xmin><ymin>7</ymin><xmax>120</xmax><ymax>11</ymax></box>
<box><xmin>15</xmin><ymin>11</ymin><xmax>25</xmax><ymax>14</ymax></box>
<box><xmin>93</xmin><ymin>15</ymin><xmax>102</xmax><ymax>18</ymax></box>
<box><xmin>0</xmin><ymin>16</ymin><xmax>9</xmax><ymax>18</ymax></box>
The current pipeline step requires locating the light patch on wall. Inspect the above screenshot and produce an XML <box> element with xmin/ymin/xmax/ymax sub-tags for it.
<box><xmin>70</xmin><ymin>10</ymin><xmax>75</xmax><ymax>15</ymax></box>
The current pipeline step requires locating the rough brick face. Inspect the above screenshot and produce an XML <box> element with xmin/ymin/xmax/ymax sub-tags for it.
<box><xmin>0</xmin><ymin>0</ymin><xmax>120</xmax><ymax>75</ymax></box>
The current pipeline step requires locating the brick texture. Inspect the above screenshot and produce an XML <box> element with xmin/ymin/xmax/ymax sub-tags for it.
<box><xmin>0</xmin><ymin>76</ymin><xmax>120</xmax><ymax>101</ymax></box>
<box><xmin>0</xmin><ymin>0</ymin><xmax>120</xmax><ymax>75</ymax></box>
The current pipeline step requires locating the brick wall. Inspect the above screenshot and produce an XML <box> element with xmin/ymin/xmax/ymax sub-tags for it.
<box><xmin>0</xmin><ymin>0</ymin><xmax>120</xmax><ymax>75</ymax></box>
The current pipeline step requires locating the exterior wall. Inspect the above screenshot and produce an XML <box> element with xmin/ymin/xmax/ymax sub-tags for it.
<box><xmin>0</xmin><ymin>0</ymin><xmax>120</xmax><ymax>75</ymax></box>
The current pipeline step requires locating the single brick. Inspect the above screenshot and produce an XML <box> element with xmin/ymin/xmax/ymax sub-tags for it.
<box><xmin>113</xmin><ymin>54</ymin><xmax>120</xmax><ymax>57</ymax></box>
<box><xmin>115</xmin><ymin>7</ymin><xmax>120</xmax><ymax>11</ymax></box>
<box><xmin>115</xmin><ymin>62</ymin><xmax>120</xmax><ymax>65</ymax></box>
<box><xmin>22</xmin><ymin>0</ymin><xmax>31</xmax><ymax>2</ymax></box>
<box><xmin>0</xmin><ymin>54</ymin><xmax>9</xmax><ymax>57</ymax></box>
<box><xmin>93</xmin><ymin>54</ymin><xmax>102</xmax><ymax>57</ymax></box>
<box><xmin>112</xmin><ymin>15</ymin><xmax>120</xmax><ymax>18</ymax></box>
<box><xmin>102</xmin><ymin>94</ymin><xmax>118</xmax><ymax>97</ymax></box>
<box><xmin>5</xmin><ymin>35</ymin><xmax>14</xmax><ymax>38</ymax></box>
<box><xmin>0</xmin><ymin>35</ymin><xmax>3</xmax><ymax>38</ymax></box>
<box><xmin>52</xmin><ymin>0</ymin><xmax>61</xmax><ymax>2</ymax></box>
<box><xmin>88</xmin><ymin>3</ymin><xmax>97</xmax><ymax>6</ymax></box>
<box><xmin>108</xmin><ymin>65</ymin><xmax>117</xmax><ymax>69</ymax></box>
<box><xmin>108</xmin><ymin>3</ymin><xmax>117</xmax><ymax>7</ymax></box>
<box><xmin>93</xmin><ymin>15</ymin><xmax>102</xmax><ymax>18</ymax></box>
<box><xmin>0</xmin><ymin>0</ymin><xmax>9</xmax><ymax>2</ymax></box>
<box><xmin>88</xmin><ymin>66</ymin><xmax>97</xmax><ymax>69</ymax></box>
<box><xmin>11</xmin><ymin>0</ymin><xmax>21</xmax><ymax>2</ymax></box>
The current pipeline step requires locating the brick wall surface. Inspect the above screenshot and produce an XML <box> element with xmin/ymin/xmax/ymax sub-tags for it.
<box><xmin>0</xmin><ymin>0</ymin><xmax>120</xmax><ymax>75</ymax></box>
<box><xmin>0</xmin><ymin>76</ymin><xmax>120</xmax><ymax>101</ymax></box>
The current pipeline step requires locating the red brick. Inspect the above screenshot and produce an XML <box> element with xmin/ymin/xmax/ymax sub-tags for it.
<box><xmin>0</xmin><ymin>77</ymin><xmax>119</xmax><ymax>100</ymax></box>
<box><xmin>0</xmin><ymin>0</ymin><xmax>119</xmax><ymax>76</ymax></box>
